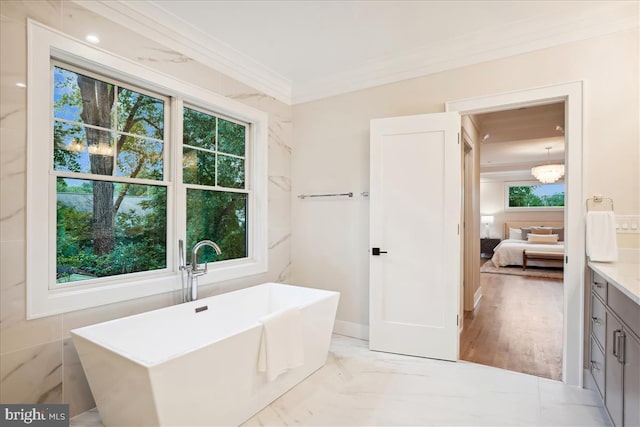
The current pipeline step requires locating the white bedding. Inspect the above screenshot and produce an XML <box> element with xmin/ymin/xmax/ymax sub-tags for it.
<box><xmin>491</xmin><ymin>239</ymin><xmax>564</xmax><ymax>267</ymax></box>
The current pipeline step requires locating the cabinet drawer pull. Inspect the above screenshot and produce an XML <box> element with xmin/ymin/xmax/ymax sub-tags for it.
<box><xmin>618</xmin><ymin>333</ymin><xmax>626</xmax><ymax>364</ymax></box>
<box><xmin>591</xmin><ymin>316</ymin><xmax>602</xmax><ymax>326</ymax></box>
<box><xmin>613</xmin><ymin>330</ymin><xmax>622</xmax><ymax>359</ymax></box>
<box><xmin>590</xmin><ymin>361</ymin><xmax>600</xmax><ymax>371</ymax></box>
<box><xmin>593</xmin><ymin>282</ymin><xmax>604</xmax><ymax>289</ymax></box>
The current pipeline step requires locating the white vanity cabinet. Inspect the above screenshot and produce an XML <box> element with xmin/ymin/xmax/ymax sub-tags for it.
<box><xmin>589</xmin><ymin>268</ymin><xmax>640</xmax><ymax>427</ymax></box>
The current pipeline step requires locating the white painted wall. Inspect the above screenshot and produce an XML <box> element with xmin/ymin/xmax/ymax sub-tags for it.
<box><xmin>291</xmin><ymin>29</ymin><xmax>640</xmax><ymax>338</ymax></box>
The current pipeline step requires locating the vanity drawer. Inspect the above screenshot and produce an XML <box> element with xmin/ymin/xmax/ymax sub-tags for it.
<box><xmin>591</xmin><ymin>271</ymin><xmax>607</xmax><ymax>301</ymax></box>
<box><xmin>608</xmin><ymin>283</ymin><xmax>640</xmax><ymax>338</ymax></box>
<box><xmin>591</xmin><ymin>294</ymin><xmax>607</xmax><ymax>348</ymax></box>
<box><xmin>590</xmin><ymin>337</ymin><xmax>605</xmax><ymax>398</ymax></box>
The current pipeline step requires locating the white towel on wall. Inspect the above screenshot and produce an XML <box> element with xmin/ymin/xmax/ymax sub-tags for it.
<box><xmin>586</xmin><ymin>211</ymin><xmax>618</xmax><ymax>262</ymax></box>
<box><xmin>257</xmin><ymin>307</ymin><xmax>304</xmax><ymax>382</ymax></box>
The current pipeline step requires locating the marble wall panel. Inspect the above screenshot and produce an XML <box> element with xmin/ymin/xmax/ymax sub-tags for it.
<box><xmin>1</xmin><ymin>249</ymin><xmax>63</xmax><ymax>354</ymax></box>
<box><xmin>1</xmin><ymin>1</ymin><xmax>62</xmax><ymax>29</ymax></box>
<box><xmin>0</xmin><ymin>340</ymin><xmax>63</xmax><ymax>403</ymax></box>
<box><xmin>0</xmin><ymin>158</ymin><xmax>25</xmax><ymax>242</ymax></box>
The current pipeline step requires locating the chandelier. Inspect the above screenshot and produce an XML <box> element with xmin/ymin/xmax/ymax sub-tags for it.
<box><xmin>531</xmin><ymin>147</ymin><xmax>564</xmax><ymax>184</ymax></box>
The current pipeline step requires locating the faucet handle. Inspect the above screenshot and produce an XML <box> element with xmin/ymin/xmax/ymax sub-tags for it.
<box><xmin>191</xmin><ymin>268</ymin><xmax>207</xmax><ymax>277</ymax></box>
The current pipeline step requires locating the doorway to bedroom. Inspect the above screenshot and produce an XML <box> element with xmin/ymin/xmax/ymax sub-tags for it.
<box><xmin>459</xmin><ymin>101</ymin><xmax>566</xmax><ymax>381</ymax></box>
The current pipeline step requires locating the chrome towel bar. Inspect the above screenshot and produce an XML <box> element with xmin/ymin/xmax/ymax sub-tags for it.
<box><xmin>586</xmin><ymin>196</ymin><xmax>614</xmax><ymax>211</ymax></box>
<box><xmin>297</xmin><ymin>192</ymin><xmax>353</xmax><ymax>199</ymax></box>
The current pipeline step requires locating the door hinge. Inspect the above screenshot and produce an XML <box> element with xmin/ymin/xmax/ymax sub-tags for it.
<box><xmin>457</xmin><ymin>314</ymin><xmax>459</xmax><ymax>326</ymax></box>
<box><xmin>566</xmin><ymin>255</ymin><xmax>568</xmax><ymax>264</ymax></box>
<box><xmin>458</xmin><ymin>133</ymin><xmax>460</xmax><ymax>145</ymax></box>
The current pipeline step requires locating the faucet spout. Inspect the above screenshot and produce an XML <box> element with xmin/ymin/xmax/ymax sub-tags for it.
<box><xmin>191</xmin><ymin>240</ymin><xmax>222</xmax><ymax>274</ymax></box>
<box><xmin>186</xmin><ymin>240</ymin><xmax>222</xmax><ymax>302</ymax></box>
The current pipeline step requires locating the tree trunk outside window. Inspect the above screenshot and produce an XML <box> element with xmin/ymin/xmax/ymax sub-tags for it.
<box><xmin>78</xmin><ymin>76</ymin><xmax>115</xmax><ymax>255</ymax></box>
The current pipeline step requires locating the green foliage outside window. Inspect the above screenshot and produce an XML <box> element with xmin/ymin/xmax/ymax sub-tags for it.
<box><xmin>508</xmin><ymin>183</ymin><xmax>565</xmax><ymax>208</ymax></box>
<box><xmin>183</xmin><ymin>107</ymin><xmax>248</xmax><ymax>264</ymax></box>
<box><xmin>53</xmin><ymin>65</ymin><xmax>248</xmax><ymax>285</ymax></box>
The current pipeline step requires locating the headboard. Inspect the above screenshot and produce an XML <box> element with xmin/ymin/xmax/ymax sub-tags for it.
<box><xmin>504</xmin><ymin>221</ymin><xmax>564</xmax><ymax>239</ymax></box>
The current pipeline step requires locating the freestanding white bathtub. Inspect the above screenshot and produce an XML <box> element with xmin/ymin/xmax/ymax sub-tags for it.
<box><xmin>71</xmin><ymin>283</ymin><xmax>339</xmax><ymax>426</ymax></box>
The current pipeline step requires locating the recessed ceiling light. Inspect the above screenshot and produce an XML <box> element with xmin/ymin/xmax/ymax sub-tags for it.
<box><xmin>482</xmin><ymin>134</ymin><xmax>490</xmax><ymax>142</ymax></box>
<box><xmin>16</xmin><ymin>82</ymin><xmax>26</xmax><ymax>88</ymax></box>
<box><xmin>85</xmin><ymin>34</ymin><xmax>100</xmax><ymax>44</ymax></box>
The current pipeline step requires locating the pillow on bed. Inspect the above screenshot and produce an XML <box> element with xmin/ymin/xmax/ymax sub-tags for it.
<box><xmin>509</xmin><ymin>228</ymin><xmax>523</xmax><ymax>240</ymax></box>
<box><xmin>531</xmin><ymin>227</ymin><xmax>553</xmax><ymax>235</ymax></box>
<box><xmin>521</xmin><ymin>227</ymin><xmax>556</xmax><ymax>239</ymax></box>
<box><xmin>527</xmin><ymin>233</ymin><xmax>559</xmax><ymax>244</ymax></box>
<box><xmin>521</xmin><ymin>227</ymin><xmax>532</xmax><ymax>240</ymax></box>
<box><xmin>551</xmin><ymin>227</ymin><xmax>564</xmax><ymax>241</ymax></box>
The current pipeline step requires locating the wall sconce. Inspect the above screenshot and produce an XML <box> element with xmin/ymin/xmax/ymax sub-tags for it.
<box><xmin>481</xmin><ymin>215</ymin><xmax>494</xmax><ymax>239</ymax></box>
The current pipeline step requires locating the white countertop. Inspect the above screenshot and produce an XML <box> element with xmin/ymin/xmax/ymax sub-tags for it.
<box><xmin>588</xmin><ymin>249</ymin><xmax>640</xmax><ymax>306</ymax></box>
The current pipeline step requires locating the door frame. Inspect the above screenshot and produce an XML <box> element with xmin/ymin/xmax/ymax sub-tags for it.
<box><xmin>446</xmin><ymin>81</ymin><xmax>585</xmax><ymax>387</ymax></box>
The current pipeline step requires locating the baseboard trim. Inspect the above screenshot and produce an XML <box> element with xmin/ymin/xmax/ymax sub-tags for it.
<box><xmin>474</xmin><ymin>288</ymin><xmax>483</xmax><ymax>309</ymax></box>
<box><xmin>333</xmin><ymin>320</ymin><xmax>369</xmax><ymax>340</ymax></box>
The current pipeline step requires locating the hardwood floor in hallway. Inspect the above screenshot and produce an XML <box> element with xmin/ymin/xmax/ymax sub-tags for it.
<box><xmin>460</xmin><ymin>267</ymin><xmax>564</xmax><ymax>381</ymax></box>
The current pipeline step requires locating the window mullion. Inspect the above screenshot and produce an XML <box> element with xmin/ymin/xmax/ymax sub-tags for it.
<box><xmin>215</xmin><ymin>116</ymin><xmax>219</xmax><ymax>188</ymax></box>
<box><xmin>53</xmin><ymin>171</ymin><xmax>169</xmax><ymax>187</ymax></box>
<box><xmin>183</xmin><ymin>183</ymin><xmax>249</xmax><ymax>194</ymax></box>
<box><xmin>113</xmin><ymin>84</ymin><xmax>119</xmax><ymax>177</ymax></box>
<box><xmin>173</xmin><ymin>97</ymin><xmax>186</xmax><ymax>259</ymax></box>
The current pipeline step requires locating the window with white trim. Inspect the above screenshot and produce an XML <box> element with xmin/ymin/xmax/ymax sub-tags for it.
<box><xmin>27</xmin><ymin>21</ymin><xmax>268</xmax><ymax>318</ymax></box>
<box><xmin>182</xmin><ymin>106</ymin><xmax>249</xmax><ymax>264</ymax></box>
<box><xmin>505</xmin><ymin>181</ymin><xmax>565</xmax><ymax>211</ymax></box>
<box><xmin>53</xmin><ymin>63</ymin><xmax>169</xmax><ymax>285</ymax></box>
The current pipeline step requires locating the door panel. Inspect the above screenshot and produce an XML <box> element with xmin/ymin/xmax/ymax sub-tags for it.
<box><xmin>370</xmin><ymin>112</ymin><xmax>461</xmax><ymax>361</ymax></box>
<box><xmin>605</xmin><ymin>313</ymin><xmax>623</xmax><ymax>427</ymax></box>
<box><xmin>623</xmin><ymin>333</ymin><xmax>640</xmax><ymax>427</ymax></box>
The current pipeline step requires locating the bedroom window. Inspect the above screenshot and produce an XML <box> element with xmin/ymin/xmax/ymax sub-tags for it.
<box><xmin>505</xmin><ymin>182</ymin><xmax>565</xmax><ymax>210</ymax></box>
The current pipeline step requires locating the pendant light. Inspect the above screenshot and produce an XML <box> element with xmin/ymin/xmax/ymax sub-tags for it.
<box><xmin>531</xmin><ymin>146</ymin><xmax>564</xmax><ymax>184</ymax></box>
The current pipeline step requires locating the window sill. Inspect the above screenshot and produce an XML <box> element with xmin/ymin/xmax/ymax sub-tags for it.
<box><xmin>504</xmin><ymin>207</ymin><xmax>564</xmax><ymax>212</ymax></box>
<box><xmin>27</xmin><ymin>258</ymin><xmax>267</xmax><ymax>319</ymax></box>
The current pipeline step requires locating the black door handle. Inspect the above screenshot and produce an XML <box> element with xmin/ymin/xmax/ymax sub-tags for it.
<box><xmin>372</xmin><ymin>247</ymin><xmax>388</xmax><ymax>256</ymax></box>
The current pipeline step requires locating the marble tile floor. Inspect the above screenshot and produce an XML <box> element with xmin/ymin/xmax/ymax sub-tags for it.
<box><xmin>71</xmin><ymin>334</ymin><xmax>609</xmax><ymax>426</ymax></box>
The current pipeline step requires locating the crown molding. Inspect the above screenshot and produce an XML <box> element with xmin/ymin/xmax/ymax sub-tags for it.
<box><xmin>292</xmin><ymin>6</ymin><xmax>638</xmax><ymax>104</ymax></box>
<box><xmin>74</xmin><ymin>1</ymin><xmax>637</xmax><ymax>106</ymax></box>
<box><xmin>73</xmin><ymin>0</ymin><xmax>293</xmax><ymax>104</ymax></box>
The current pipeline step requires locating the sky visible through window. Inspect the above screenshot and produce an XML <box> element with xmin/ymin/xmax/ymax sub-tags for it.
<box><xmin>530</xmin><ymin>183</ymin><xmax>564</xmax><ymax>197</ymax></box>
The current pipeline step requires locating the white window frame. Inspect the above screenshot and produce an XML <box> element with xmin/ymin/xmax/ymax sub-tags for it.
<box><xmin>27</xmin><ymin>20</ymin><xmax>268</xmax><ymax>319</ymax></box>
<box><xmin>51</xmin><ymin>61</ymin><xmax>172</xmax><ymax>290</ymax></box>
<box><xmin>180</xmin><ymin>103</ymin><xmax>251</xmax><ymax>264</ymax></box>
<box><xmin>504</xmin><ymin>180</ymin><xmax>565</xmax><ymax>212</ymax></box>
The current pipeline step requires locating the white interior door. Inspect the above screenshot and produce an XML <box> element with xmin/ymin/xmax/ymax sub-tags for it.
<box><xmin>369</xmin><ymin>112</ymin><xmax>461</xmax><ymax>361</ymax></box>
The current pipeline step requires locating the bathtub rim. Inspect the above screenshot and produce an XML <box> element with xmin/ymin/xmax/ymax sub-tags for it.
<box><xmin>71</xmin><ymin>282</ymin><xmax>339</xmax><ymax>368</ymax></box>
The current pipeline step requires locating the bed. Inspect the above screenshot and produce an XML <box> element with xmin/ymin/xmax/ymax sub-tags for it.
<box><xmin>491</xmin><ymin>221</ymin><xmax>564</xmax><ymax>268</ymax></box>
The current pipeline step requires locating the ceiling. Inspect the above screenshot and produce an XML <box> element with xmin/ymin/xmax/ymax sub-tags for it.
<box><xmin>79</xmin><ymin>1</ymin><xmax>638</xmax><ymax>104</ymax></box>
<box><xmin>474</xmin><ymin>102</ymin><xmax>566</xmax><ymax>179</ymax></box>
